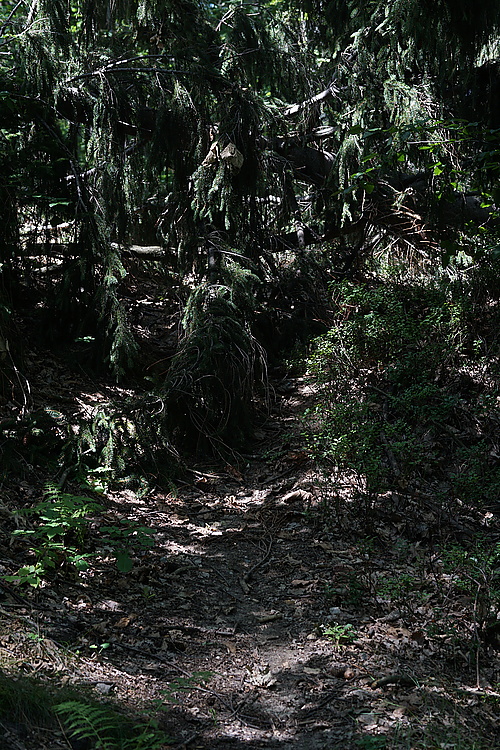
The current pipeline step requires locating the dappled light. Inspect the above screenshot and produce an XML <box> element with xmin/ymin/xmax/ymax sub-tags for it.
<box><xmin>1</xmin><ymin>1</ymin><xmax>500</xmax><ymax>749</ymax></box>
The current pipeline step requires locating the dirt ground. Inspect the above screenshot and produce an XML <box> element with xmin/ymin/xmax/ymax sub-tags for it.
<box><xmin>1</xmin><ymin>372</ymin><xmax>500</xmax><ymax>749</ymax></box>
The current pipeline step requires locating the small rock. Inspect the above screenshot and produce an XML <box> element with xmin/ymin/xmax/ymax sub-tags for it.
<box><xmin>95</xmin><ymin>683</ymin><xmax>113</xmax><ymax>695</ymax></box>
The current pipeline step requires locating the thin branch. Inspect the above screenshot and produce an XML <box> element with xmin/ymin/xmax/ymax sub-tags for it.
<box><xmin>239</xmin><ymin>536</ymin><xmax>273</xmax><ymax>592</ymax></box>
<box><xmin>65</xmin><ymin>67</ymin><xmax>184</xmax><ymax>83</ymax></box>
<box><xmin>0</xmin><ymin>3</ymin><xmax>46</xmax><ymax>48</ymax></box>
<box><xmin>283</xmin><ymin>80</ymin><xmax>339</xmax><ymax>117</ymax></box>
<box><xmin>26</xmin><ymin>0</ymin><xmax>37</xmax><ymax>27</ymax></box>
<box><xmin>0</xmin><ymin>0</ymin><xmax>24</xmax><ymax>37</ymax></box>
<box><xmin>103</xmin><ymin>53</ymin><xmax>173</xmax><ymax>67</ymax></box>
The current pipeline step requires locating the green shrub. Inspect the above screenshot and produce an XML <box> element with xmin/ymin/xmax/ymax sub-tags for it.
<box><xmin>305</xmin><ymin>278</ymin><xmax>500</xmax><ymax>504</ymax></box>
<box><xmin>5</xmin><ymin>485</ymin><xmax>102</xmax><ymax>585</ymax></box>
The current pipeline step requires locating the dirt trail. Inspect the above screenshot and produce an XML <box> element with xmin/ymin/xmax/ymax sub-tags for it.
<box><xmin>1</xmin><ymin>377</ymin><xmax>499</xmax><ymax>750</ymax></box>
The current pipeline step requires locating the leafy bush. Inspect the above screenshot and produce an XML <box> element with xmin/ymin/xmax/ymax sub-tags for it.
<box><xmin>75</xmin><ymin>400</ymin><xmax>177</xmax><ymax>492</ymax></box>
<box><xmin>99</xmin><ymin>517</ymin><xmax>155</xmax><ymax>574</ymax></box>
<box><xmin>439</xmin><ymin>541</ymin><xmax>500</xmax><ymax>629</ymax></box>
<box><xmin>305</xmin><ymin>278</ymin><xmax>500</xmax><ymax>504</ymax></box>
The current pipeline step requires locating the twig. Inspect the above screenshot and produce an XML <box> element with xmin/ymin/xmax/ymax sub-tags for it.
<box><xmin>111</xmin><ymin>641</ymin><xmax>234</xmax><ymax>709</ymax></box>
<box><xmin>110</xmin><ymin>639</ymin><xmax>271</xmax><ymax>729</ymax></box>
<box><xmin>473</xmin><ymin>581</ymin><xmax>483</xmax><ymax>689</ymax></box>
<box><xmin>239</xmin><ymin>536</ymin><xmax>273</xmax><ymax>592</ymax></box>
<box><xmin>296</xmin><ymin>689</ymin><xmax>341</xmax><ymax>720</ymax></box>
<box><xmin>160</xmin><ymin>623</ymin><xmax>236</xmax><ymax>638</ymax></box>
<box><xmin>380</xmin><ymin>430</ymin><xmax>400</xmax><ymax>477</ymax></box>
<box><xmin>0</xmin><ymin>581</ymin><xmax>47</xmax><ymax>609</ymax></box>
<box><xmin>0</xmin><ymin>0</ymin><xmax>24</xmax><ymax>36</ymax></box>
<box><xmin>111</xmin><ymin>638</ymin><xmax>191</xmax><ymax>676</ymax></box>
<box><xmin>371</xmin><ymin>673</ymin><xmax>417</xmax><ymax>689</ymax></box>
<box><xmin>283</xmin><ymin>81</ymin><xmax>339</xmax><ymax>117</ymax></box>
<box><xmin>65</xmin><ymin>67</ymin><xmax>184</xmax><ymax>83</ymax></box>
<box><xmin>170</xmin><ymin>732</ymin><xmax>201</xmax><ymax>750</ymax></box>
<box><xmin>204</xmin><ymin>566</ymin><xmax>245</xmax><ymax>601</ymax></box>
<box><xmin>0</xmin><ymin>606</ymin><xmax>38</xmax><ymax>626</ymax></box>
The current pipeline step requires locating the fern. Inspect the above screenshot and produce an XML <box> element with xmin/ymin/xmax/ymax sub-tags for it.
<box><xmin>54</xmin><ymin>700</ymin><xmax>169</xmax><ymax>750</ymax></box>
<box><xmin>55</xmin><ymin>701</ymin><xmax>120</xmax><ymax>748</ymax></box>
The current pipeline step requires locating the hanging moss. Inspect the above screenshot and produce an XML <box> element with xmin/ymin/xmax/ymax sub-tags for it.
<box><xmin>163</xmin><ymin>259</ymin><xmax>265</xmax><ymax>450</ymax></box>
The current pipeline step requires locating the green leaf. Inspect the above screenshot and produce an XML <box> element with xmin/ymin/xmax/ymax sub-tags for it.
<box><xmin>116</xmin><ymin>551</ymin><xmax>133</xmax><ymax>573</ymax></box>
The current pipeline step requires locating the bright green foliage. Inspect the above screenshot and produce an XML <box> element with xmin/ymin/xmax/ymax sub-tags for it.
<box><xmin>4</xmin><ymin>484</ymin><xmax>156</xmax><ymax>585</ymax></box>
<box><xmin>321</xmin><ymin>622</ymin><xmax>357</xmax><ymax>646</ymax></box>
<box><xmin>100</xmin><ymin>517</ymin><xmax>155</xmax><ymax>574</ymax></box>
<box><xmin>5</xmin><ymin>485</ymin><xmax>102</xmax><ymax>585</ymax></box>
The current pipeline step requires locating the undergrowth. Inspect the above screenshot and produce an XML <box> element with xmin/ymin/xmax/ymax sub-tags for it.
<box><xmin>305</xmin><ymin>259</ymin><xmax>500</xmax><ymax>667</ymax></box>
<box><xmin>305</xmin><ymin>272</ymin><xmax>500</xmax><ymax>507</ymax></box>
<box><xmin>0</xmin><ymin>396</ymin><xmax>178</xmax><ymax>492</ymax></box>
<box><xmin>0</xmin><ymin>673</ymin><xmax>170</xmax><ymax>750</ymax></box>
<box><xmin>163</xmin><ymin>259</ymin><xmax>267</xmax><ymax>452</ymax></box>
<box><xmin>4</xmin><ymin>484</ymin><xmax>155</xmax><ymax>586</ymax></box>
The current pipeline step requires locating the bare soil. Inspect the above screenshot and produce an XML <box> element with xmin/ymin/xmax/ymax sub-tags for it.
<box><xmin>1</xmin><ymin>368</ymin><xmax>500</xmax><ymax>750</ymax></box>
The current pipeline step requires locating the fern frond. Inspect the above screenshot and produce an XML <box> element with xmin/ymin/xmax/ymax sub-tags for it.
<box><xmin>55</xmin><ymin>700</ymin><xmax>121</xmax><ymax>748</ymax></box>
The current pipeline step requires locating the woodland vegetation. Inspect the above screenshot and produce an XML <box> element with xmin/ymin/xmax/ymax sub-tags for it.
<box><xmin>1</xmin><ymin>2</ymin><xmax>500</xmax><ymax>749</ymax></box>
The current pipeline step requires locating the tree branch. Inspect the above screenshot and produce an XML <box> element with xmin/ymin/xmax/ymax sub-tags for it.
<box><xmin>0</xmin><ymin>0</ymin><xmax>24</xmax><ymax>37</ymax></box>
<box><xmin>283</xmin><ymin>81</ymin><xmax>339</xmax><ymax>117</ymax></box>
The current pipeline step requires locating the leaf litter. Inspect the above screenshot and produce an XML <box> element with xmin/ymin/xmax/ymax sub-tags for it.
<box><xmin>0</xmin><ymin>375</ymin><xmax>500</xmax><ymax>749</ymax></box>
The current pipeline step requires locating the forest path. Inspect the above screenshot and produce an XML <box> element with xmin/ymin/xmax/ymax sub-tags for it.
<box><xmin>1</xmin><ymin>374</ymin><xmax>499</xmax><ymax>749</ymax></box>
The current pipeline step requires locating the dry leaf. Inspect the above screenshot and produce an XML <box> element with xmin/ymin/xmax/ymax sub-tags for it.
<box><xmin>392</xmin><ymin>706</ymin><xmax>407</xmax><ymax>719</ymax></box>
<box><xmin>115</xmin><ymin>615</ymin><xmax>136</xmax><ymax>628</ymax></box>
<box><xmin>201</xmin><ymin>141</ymin><xmax>219</xmax><ymax>165</ymax></box>
<box><xmin>220</xmin><ymin>143</ymin><xmax>244</xmax><ymax>172</ymax></box>
<box><xmin>247</xmin><ymin>664</ymin><xmax>277</xmax><ymax>688</ymax></box>
<box><xmin>225</xmin><ymin>464</ymin><xmax>243</xmax><ymax>481</ymax></box>
<box><xmin>285</xmin><ymin>450</ymin><xmax>310</xmax><ymax>463</ymax></box>
<box><xmin>291</xmin><ymin>578</ymin><xmax>315</xmax><ymax>587</ymax></box>
<box><xmin>314</xmin><ymin>540</ymin><xmax>335</xmax><ymax>553</ymax></box>
<box><xmin>281</xmin><ymin>489</ymin><xmax>313</xmax><ymax>504</ymax></box>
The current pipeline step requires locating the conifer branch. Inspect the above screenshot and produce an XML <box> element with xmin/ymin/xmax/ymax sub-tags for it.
<box><xmin>0</xmin><ymin>0</ymin><xmax>24</xmax><ymax>36</ymax></box>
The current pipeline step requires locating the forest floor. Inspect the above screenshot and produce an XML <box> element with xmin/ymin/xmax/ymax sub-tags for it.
<box><xmin>1</xmin><ymin>288</ymin><xmax>500</xmax><ymax>749</ymax></box>
<box><xmin>1</xmin><ymin>368</ymin><xmax>500</xmax><ymax>750</ymax></box>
